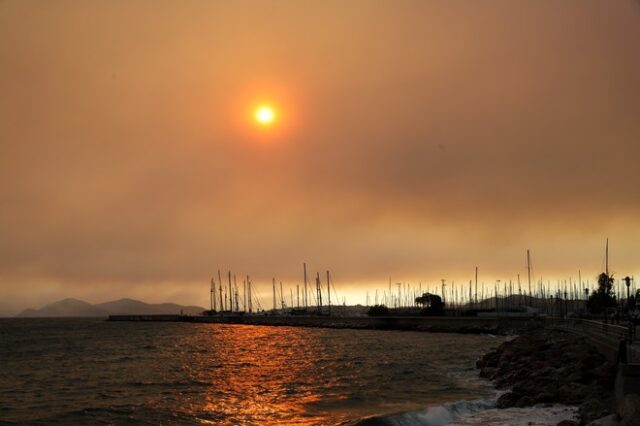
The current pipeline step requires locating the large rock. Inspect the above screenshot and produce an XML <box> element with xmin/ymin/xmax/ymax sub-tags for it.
<box><xmin>496</xmin><ymin>391</ymin><xmax>523</xmax><ymax>408</ymax></box>
<box><xmin>580</xmin><ymin>397</ymin><xmax>616</xmax><ymax>425</ymax></box>
<box><xmin>586</xmin><ymin>414</ymin><xmax>620</xmax><ymax>426</ymax></box>
<box><xmin>618</xmin><ymin>394</ymin><xmax>640</xmax><ymax>426</ymax></box>
<box><xmin>478</xmin><ymin>328</ymin><xmax>617</xmax><ymax>424</ymax></box>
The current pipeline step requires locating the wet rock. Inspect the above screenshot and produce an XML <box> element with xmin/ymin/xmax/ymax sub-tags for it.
<box><xmin>586</xmin><ymin>414</ymin><xmax>620</xmax><ymax>426</ymax></box>
<box><xmin>496</xmin><ymin>391</ymin><xmax>523</xmax><ymax>408</ymax></box>
<box><xmin>580</xmin><ymin>397</ymin><xmax>616</xmax><ymax>425</ymax></box>
<box><xmin>618</xmin><ymin>394</ymin><xmax>640</xmax><ymax>426</ymax></box>
<box><xmin>478</xmin><ymin>328</ymin><xmax>617</xmax><ymax>425</ymax></box>
<box><xmin>514</xmin><ymin>395</ymin><xmax>534</xmax><ymax>407</ymax></box>
<box><xmin>479</xmin><ymin>366</ymin><xmax>498</xmax><ymax>380</ymax></box>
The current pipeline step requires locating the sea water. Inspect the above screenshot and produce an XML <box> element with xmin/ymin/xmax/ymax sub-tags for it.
<box><xmin>0</xmin><ymin>319</ymin><xmax>577</xmax><ymax>425</ymax></box>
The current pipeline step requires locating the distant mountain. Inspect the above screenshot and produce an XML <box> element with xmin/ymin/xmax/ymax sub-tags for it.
<box><xmin>94</xmin><ymin>298</ymin><xmax>205</xmax><ymax>316</ymax></box>
<box><xmin>16</xmin><ymin>298</ymin><xmax>206</xmax><ymax>318</ymax></box>
<box><xmin>16</xmin><ymin>298</ymin><xmax>108</xmax><ymax>318</ymax></box>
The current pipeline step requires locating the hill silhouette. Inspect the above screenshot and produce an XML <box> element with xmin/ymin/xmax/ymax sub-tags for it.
<box><xmin>17</xmin><ymin>297</ymin><xmax>205</xmax><ymax>317</ymax></box>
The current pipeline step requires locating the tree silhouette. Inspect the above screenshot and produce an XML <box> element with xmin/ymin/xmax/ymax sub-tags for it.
<box><xmin>587</xmin><ymin>272</ymin><xmax>617</xmax><ymax>314</ymax></box>
<box><xmin>367</xmin><ymin>304</ymin><xmax>390</xmax><ymax>316</ymax></box>
<box><xmin>415</xmin><ymin>292</ymin><xmax>445</xmax><ymax>316</ymax></box>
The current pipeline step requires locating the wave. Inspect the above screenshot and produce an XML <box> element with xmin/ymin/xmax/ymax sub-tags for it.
<box><xmin>355</xmin><ymin>398</ymin><xmax>496</xmax><ymax>426</ymax></box>
<box><xmin>354</xmin><ymin>398</ymin><xmax>579</xmax><ymax>426</ymax></box>
<box><xmin>4</xmin><ymin>405</ymin><xmax>220</xmax><ymax>426</ymax></box>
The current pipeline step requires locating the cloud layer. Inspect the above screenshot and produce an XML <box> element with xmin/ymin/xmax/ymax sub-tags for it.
<box><xmin>1</xmin><ymin>1</ymin><xmax>639</xmax><ymax>315</ymax></box>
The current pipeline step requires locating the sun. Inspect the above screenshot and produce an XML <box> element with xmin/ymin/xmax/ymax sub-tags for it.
<box><xmin>254</xmin><ymin>105</ymin><xmax>276</xmax><ymax>126</ymax></box>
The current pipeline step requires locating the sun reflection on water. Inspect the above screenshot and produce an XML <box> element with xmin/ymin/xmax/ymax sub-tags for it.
<box><xmin>181</xmin><ymin>325</ymin><xmax>339</xmax><ymax>425</ymax></box>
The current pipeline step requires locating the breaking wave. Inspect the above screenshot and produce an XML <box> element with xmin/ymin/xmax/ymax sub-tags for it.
<box><xmin>355</xmin><ymin>397</ymin><xmax>578</xmax><ymax>426</ymax></box>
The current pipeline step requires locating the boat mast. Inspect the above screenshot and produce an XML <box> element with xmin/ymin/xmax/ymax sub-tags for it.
<box><xmin>272</xmin><ymin>278</ymin><xmax>276</xmax><ymax>312</ymax></box>
<box><xmin>217</xmin><ymin>270</ymin><xmax>223</xmax><ymax>313</ymax></box>
<box><xmin>280</xmin><ymin>281</ymin><xmax>285</xmax><ymax>309</ymax></box>
<box><xmin>578</xmin><ymin>270</ymin><xmax>581</xmax><ymax>288</ymax></box>
<box><xmin>303</xmin><ymin>263</ymin><xmax>308</xmax><ymax>309</ymax></box>
<box><xmin>228</xmin><ymin>271</ymin><xmax>232</xmax><ymax>312</ymax></box>
<box><xmin>327</xmin><ymin>270</ymin><xmax>331</xmax><ymax>315</ymax></box>
<box><xmin>475</xmin><ymin>266</ymin><xmax>478</xmax><ymax>309</ymax></box>
<box><xmin>210</xmin><ymin>277</ymin><xmax>215</xmax><ymax>312</ymax></box>
<box><xmin>527</xmin><ymin>250</ymin><xmax>532</xmax><ymax>302</ymax></box>
<box><xmin>243</xmin><ymin>279</ymin><xmax>247</xmax><ymax>312</ymax></box>
<box><xmin>234</xmin><ymin>274</ymin><xmax>239</xmax><ymax>312</ymax></box>
<box><xmin>316</xmin><ymin>272</ymin><xmax>322</xmax><ymax>313</ymax></box>
<box><xmin>606</xmin><ymin>238</ymin><xmax>609</xmax><ymax>277</ymax></box>
<box><xmin>247</xmin><ymin>275</ymin><xmax>252</xmax><ymax>313</ymax></box>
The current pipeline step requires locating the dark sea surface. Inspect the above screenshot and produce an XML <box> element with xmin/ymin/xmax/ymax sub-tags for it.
<box><xmin>0</xmin><ymin>319</ymin><xmax>577</xmax><ymax>425</ymax></box>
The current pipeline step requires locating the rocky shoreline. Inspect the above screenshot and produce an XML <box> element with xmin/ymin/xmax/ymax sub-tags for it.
<box><xmin>476</xmin><ymin>328</ymin><xmax>617</xmax><ymax>425</ymax></box>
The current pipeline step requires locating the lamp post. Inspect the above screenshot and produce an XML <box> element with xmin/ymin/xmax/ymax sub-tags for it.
<box><xmin>584</xmin><ymin>288</ymin><xmax>590</xmax><ymax>317</ymax></box>
<box><xmin>624</xmin><ymin>276</ymin><xmax>632</xmax><ymax>313</ymax></box>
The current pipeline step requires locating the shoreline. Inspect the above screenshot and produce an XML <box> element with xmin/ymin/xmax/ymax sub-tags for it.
<box><xmin>475</xmin><ymin>328</ymin><xmax>630</xmax><ymax>425</ymax></box>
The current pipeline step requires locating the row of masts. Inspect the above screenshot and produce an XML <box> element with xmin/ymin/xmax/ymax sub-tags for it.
<box><xmin>209</xmin><ymin>263</ymin><xmax>341</xmax><ymax>314</ymax></box>
<box><xmin>208</xmin><ymin>240</ymin><xmax>635</xmax><ymax>315</ymax></box>
<box><xmin>363</xmin><ymin>241</ymin><xmax>635</xmax><ymax>312</ymax></box>
<box><xmin>209</xmin><ymin>270</ymin><xmax>259</xmax><ymax>313</ymax></box>
<box><xmin>364</xmin><ymin>275</ymin><xmax>605</xmax><ymax>309</ymax></box>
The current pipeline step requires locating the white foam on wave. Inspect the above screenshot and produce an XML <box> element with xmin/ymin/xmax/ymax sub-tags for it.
<box><xmin>453</xmin><ymin>404</ymin><xmax>578</xmax><ymax>426</ymax></box>
<box><xmin>367</xmin><ymin>397</ymin><xmax>578</xmax><ymax>426</ymax></box>
<box><xmin>373</xmin><ymin>398</ymin><xmax>494</xmax><ymax>426</ymax></box>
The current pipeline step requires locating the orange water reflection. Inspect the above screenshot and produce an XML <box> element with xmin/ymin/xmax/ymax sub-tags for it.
<box><xmin>179</xmin><ymin>325</ymin><xmax>346</xmax><ymax>425</ymax></box>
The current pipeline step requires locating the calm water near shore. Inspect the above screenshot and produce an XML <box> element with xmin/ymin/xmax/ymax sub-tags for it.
<box><xmin>0</xmin><ymin>319</ymin><xmax>576</xmax><ymax>425</ymax></box>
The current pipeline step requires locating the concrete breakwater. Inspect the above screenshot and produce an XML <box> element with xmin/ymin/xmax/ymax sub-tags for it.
<box><xmin>107</xmin><ymin>314</ymin><xmax>539</xmax><ymax>335</ymax></box>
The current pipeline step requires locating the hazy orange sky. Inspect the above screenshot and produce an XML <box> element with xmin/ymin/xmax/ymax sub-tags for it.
<box><xmin>1</xmin><ymin>1</ymin><xmax>640</xmax><ymax>315</ymax></box>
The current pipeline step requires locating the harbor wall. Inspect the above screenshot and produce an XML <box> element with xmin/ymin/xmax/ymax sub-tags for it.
<box><xmin>108</xmin><ymin>314</ymin><xmax>541</xmax><ymax>334</ymax></box>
